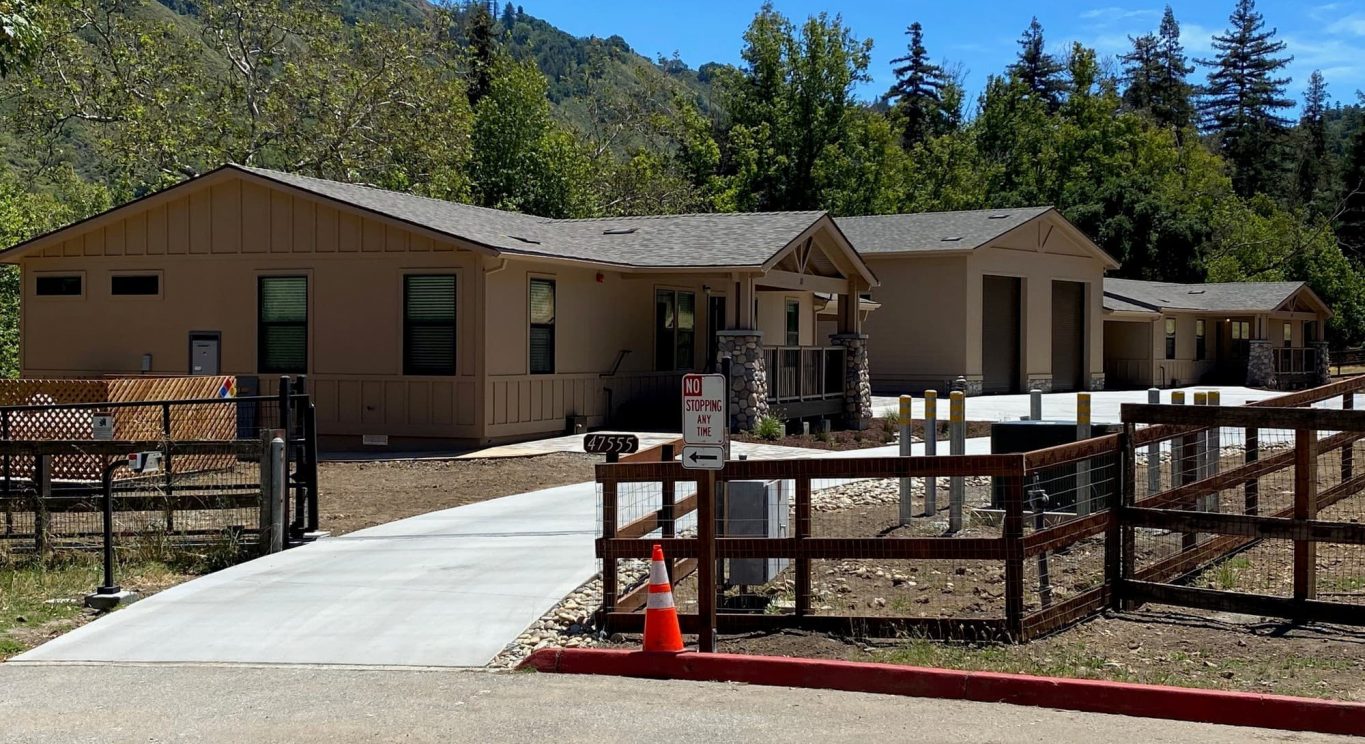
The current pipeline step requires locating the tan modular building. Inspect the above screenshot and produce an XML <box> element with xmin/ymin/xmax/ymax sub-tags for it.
<box><xmin>1</xmin><ymin>165</ymin><xmax>879</xmax><ymax>448</ymax></box>
<box><xmin>1102</xmin><ymin>278</ymin><xmax>1333</xmax><ymax>390</ymax></box>
<box><xmin>837</xmin><ymin>208</ymin><xmax>1120</xmax><ymax>395</ymax></box>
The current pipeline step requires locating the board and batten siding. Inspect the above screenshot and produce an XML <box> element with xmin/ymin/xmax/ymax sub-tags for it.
<box><xmin>20</xmin><ymin>175</ymin><xmax>486</xmax><ymax>443</ymax></box>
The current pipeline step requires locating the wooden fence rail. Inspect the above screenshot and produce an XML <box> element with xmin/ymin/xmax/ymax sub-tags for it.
<box><xmin>597</xmin><ymin>376</ymin><xmax>1365</xmax><ymax>648</ymax></box>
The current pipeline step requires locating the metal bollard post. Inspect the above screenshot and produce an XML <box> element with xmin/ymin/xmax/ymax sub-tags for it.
<box><xmin>923</xmin><ymin>390</ymin><xmax>938</xmax><ymax>517</ymax></box>
<box><xmin>1193</xmin><ymin>391</ymin><xmax>1209</xmax><ymax>486</ymax></box>
<box><xmin>1146</xmin><ymin>388</ymin><xmax>1160</xmax><ymax>497</ymax></box>
<box><xmin>949</xmin><ymin>391</ymin><xmax>965</xmax><ymax>533</ymax></box>
<box><xmin>1170</xmin><ymin>390</ymin><xmax>1186</xmax><ymax>488</ymax></box>
<box><xmin>1207</xmin><ymin>389</ymin><xmax>1222</xmax><ymax>484</ymax></box>
<box><xmin>898</xmin><ymin>394</ymin><xmax>913</xmax><ymax>525</ymax></box>
<box><xmin>1076</xmin><ymin>392</ymin><xmax>1092</xmax><ymax>516</ymax></box>
<box><xmin>270</xmin><ymin>437</ymin><xmax>286</xmax><ymax>554</ymax></box>
<box><xmin>1029</xmin><ymin>389</ymin><xmax>1042</xmax><ymax>421</ymax></box>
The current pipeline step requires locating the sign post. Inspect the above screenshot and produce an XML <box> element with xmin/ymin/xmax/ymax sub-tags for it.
<box><xmin>681</xmin><ymin>372</ymin><xmax>726</xmax><ymax>653</ymax></box>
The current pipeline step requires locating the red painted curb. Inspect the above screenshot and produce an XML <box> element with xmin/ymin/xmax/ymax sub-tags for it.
<box><xmin>519</xmin><ymin>648</ymin><xmax>1365</xmax><ymax>737</ymax></box>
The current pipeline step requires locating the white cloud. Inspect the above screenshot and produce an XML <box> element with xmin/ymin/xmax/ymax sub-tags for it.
<box><xmin>1327</xmin><ymin>13</ymin><xmax>1365</xmax><ymax>35</ymax></box>
<box><xmin>1080</xmin><ymin>6</ymin><xmax>1160</xmax><ymax>23</ymax></box>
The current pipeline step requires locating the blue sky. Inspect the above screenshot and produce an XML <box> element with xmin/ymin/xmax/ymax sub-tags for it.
<box><xmin>524</xmin><ymin>0</ymin><xmax>1365</xmax><ymax>111</ymax></box>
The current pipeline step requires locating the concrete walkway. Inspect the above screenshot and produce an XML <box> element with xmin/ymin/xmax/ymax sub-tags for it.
<box><xmin>14</xmin><ymin>436</ymin><xmax>985</xmax><ymax>668</ymax></box>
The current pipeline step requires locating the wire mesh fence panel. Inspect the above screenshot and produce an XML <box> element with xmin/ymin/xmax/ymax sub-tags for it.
<box><xmin>807</xmin><ymin>475</ymin><xmax>1003</xmax><ymax>539</ymax></box>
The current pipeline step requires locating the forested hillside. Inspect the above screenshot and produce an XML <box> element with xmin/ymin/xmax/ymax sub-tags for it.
<box><xmin>2</xmin><ymin>0</ymin><xmax>1365</xmax><ymax>377</ymax></box>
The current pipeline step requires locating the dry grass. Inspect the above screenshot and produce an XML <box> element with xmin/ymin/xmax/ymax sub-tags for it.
<box><xmin>0</xmin><ymin>549</ymin><xmax>195</xmax><ymax>660</ymax></box>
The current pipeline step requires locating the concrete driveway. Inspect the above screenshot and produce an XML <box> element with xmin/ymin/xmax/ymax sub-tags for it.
<box><xmin>13</xmin><ymin>436</ymin><xmax>989</xmax><ymax>668</ymax></box>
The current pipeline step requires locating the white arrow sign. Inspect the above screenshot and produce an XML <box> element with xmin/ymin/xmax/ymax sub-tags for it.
<box><xmin>681</xmin><ymin>444</ymin><xmax>724</xmax><ymax>471</ymax></box>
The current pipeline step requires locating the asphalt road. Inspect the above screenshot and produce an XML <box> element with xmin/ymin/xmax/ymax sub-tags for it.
<box><xmin>0</xmin><ymin>664</ymin><xmax>1352</xmax><ymax>744</ymax></box>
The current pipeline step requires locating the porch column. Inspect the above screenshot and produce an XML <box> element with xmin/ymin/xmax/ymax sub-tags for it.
<box><xmin>1247</xmin><ymin>339</ymin><xmax>1276</xmax><ymax>388</ymax></box>
<box><xmin>718</xmin><ymin>330</ymin><xmax>767</xmax><ymax>433</ymax></box>
<box><xmin>832</xmin><ymin>280</ymin><xmax>872</xmax><ymax>430</ymax></box>
<box><xmin>1312</xmin><ymin>341</ymin><xmax>1331</xmax><ymax>386</ymax></box>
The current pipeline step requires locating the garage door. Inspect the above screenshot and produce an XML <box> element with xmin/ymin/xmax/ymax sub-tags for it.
<box><xmin>982</xmin><ymin>275</ymin><xmax>1021</xmax><ymax>394</ymax></box>
<box><xmin>1051</xmin><ymin>280</ymin><xmax>1085</xmax><ymax>392</ymax></box>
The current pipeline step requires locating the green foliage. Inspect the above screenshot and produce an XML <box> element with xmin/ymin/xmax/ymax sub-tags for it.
<box><xmin>470</xmin><ymin>55</ymin><xmax>590</xmax><ymax>217</ymax></box>
<box><xmin>752</xmin><ymin>414</ymin><xmax>785</xmax><ymax>441</ymax></box>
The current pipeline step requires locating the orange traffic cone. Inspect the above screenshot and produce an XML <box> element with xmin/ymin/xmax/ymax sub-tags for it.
<box><xmin>642</xmin><ymin>543</ymin><xmax>685</xmax><ymax>653</ymax></box>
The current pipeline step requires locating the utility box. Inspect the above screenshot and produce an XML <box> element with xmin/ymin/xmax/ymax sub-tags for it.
<box><xmin>990</xmin><ymin>420</ymin><xmax>1121</xmax><ymax>511</ymax></box>
<box><xmin>722</xmin><ymin>479</ymin><xmax>790</xmax><ymax>585</ymax></box>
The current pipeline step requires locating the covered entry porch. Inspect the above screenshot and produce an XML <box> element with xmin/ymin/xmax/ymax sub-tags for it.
<box><xmin>711</xmin><ymin>228</ymin><xmax>879</xmax><ymax>432</ymax></box>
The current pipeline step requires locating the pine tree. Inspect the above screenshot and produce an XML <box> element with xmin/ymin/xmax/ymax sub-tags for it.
<box><xmin>885</xmin><ymin>22</ymin><xmax>947</xmax><ymax>148</ymax></box>
<box><xmin>1124</xmin><ymin>8</ymin><xmax>1196</xmax><ymax>132</ymax></box>
<box><xmin>1008</xmin><ymin>17</ymin><xmax>1065</xmax><ymax>111</ymax></box>
<box><xmin>1152</xmin><ymin>6</ymin><xmax>1195</xmax><ymax>130</ymax></box>
<box><xmin>465</xmin><ymin>4</ymin><xmax>498</xmax><ymax>108</ymax></box>
<box><xmin>1340</xmin><ymin>106</ymin><xmax>1365</xmax><ymax>260</ymax></box>
<box><xmin>1120</xmin><ymin>33</ymin><xmax>1160</xmax><ymax>114</ymax></box>
<box><xmin>1295</xmin><ymin>70</ymin><xmax>1329</xmax><ymax>209</ymax></box>
<box><xmin>500</xmin><ymin>2</ymin><xmax>515</xmax><ymax>28</ymax></box>
<box><xmin>1198</xmin><ymin>0</ymin><xmax>1294</xmax><ymax>197</ymax></box>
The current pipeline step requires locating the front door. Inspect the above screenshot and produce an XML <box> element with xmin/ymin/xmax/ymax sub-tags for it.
<box><xmin>189</xmin><ymin>333</ymin><xmax>220</xmax><ymax>375</ymax></box>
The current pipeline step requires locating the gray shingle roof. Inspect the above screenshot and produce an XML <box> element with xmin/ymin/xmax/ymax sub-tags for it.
<box><xmin>239</xmin><ymin>166</ymin><xmax>824</xmax><ymax>269</ymax></box>
<box><xmin>1103</xmin><ymin>278</ymin><xmax>1306</xmax><ymax>313</ymax></box>
<box><xmin>835</xmin><ymin>206</ymin><xmax>1054</xmax><ymax>254</ymax></box>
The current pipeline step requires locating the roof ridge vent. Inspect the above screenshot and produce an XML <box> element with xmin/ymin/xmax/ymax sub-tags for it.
<box><xmin>1187</xmin><ymin>289</ymin><xmax>1206</xmax><ymax>294</ymax></box>
<box><xmin>942</xmin><ymin>236</ymin><xmax>962</xmax><ymax>242</ymax></box>
<box><xmin>602</xmin><ymin>227</ymin><xmax>638</xmax><ymax>235</ymax></box>
<box><xmin>509</xmin><ymin>235</ymin><xmax>541</xmax><ymax>245</ymax></box>
<box><xmin>988</xmin><ymin>213</ymin><xmax>1010</xmax><ymax>219</ymax></box>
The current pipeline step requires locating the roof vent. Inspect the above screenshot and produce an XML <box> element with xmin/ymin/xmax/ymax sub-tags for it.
<box><xmin>941</xmin><ymin>236</ymin><xmax>962</xmax><ymax>242</ymax></box>
<box><xmin>602</xmin><ymin>227</ymin><xmax>638</xmax><ymax>235</ymax></box>
<box><xmin>509</xmin><ymin>235</ymin><xmax>541</xmax><ymax>245</ymax></box>
<box><xmin>988</xmin><ymin>213</ymin><xmax>1010</xmax><ymax>219</ymax></box>
<box><xmin>1187</xmin><ymin>289</ymin><xmax>1206</xmax><ymax>295</ymax></box>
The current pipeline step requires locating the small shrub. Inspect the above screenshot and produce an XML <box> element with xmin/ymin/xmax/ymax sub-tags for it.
<box><xmin>752</xmin><ymin>414</ymin><xmax>785</xmax><ymax>441</ymax></box>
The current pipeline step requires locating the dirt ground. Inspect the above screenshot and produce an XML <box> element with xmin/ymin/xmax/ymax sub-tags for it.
<box><xmin>710</xmin><ymin>605</ymin><xmax>1365</xmax><ymax>701</ymax></box>
<box><xmin>318</xmin><ymin>452</ymin><xmax>598</xmax><ymax>535</ymax></box>
<box><xmin>733</xmin><ymin>418</ymin><xmax>995</xmax><ymax>451</ymax></box>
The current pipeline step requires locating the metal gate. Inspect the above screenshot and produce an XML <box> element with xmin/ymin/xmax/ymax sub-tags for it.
<box><xmin>0</xmin><ymin>375</ymin><xmax>320</xmax><ymax>550</ymax></box>
<box><xmin>1117</xmin><ymin>391</ymin><xmax>1365</xmax><ymax>625</ymax></box>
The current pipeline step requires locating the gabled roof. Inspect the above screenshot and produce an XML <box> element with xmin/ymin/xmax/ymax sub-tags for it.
<box><xmin>1103</xmin><ymin>278</ymin><xmax>1331</xmax><ymax>317</ymax></box>
<box><xmin>1</xmin><ymin>164</ymin><xmax>878</xmax><ymax>285</ymax></box>
<box><xmin>836</xmin><ymin>206</ymin><xmax>1054</xmax><ymax>254</ymax></box>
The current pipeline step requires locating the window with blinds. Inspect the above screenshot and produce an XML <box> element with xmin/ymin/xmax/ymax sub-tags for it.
<box><xmin>785</xmin><ymin>299</ymin><xmax>800</xmax><ymax>346</ymax></box>
<box><xmin>529</xmin><ymin>278</ymin><xmax>555</xmax><ymax>374</ymax></box>
<box><xmin>258</xmin><ymin>276</ymin><xmax>308</xmax><ymax>373</ymax></box>
<box><xmin>404</xmin><ymin>274</ymin><xmax>456</xmax><ymax>376</ymax></box>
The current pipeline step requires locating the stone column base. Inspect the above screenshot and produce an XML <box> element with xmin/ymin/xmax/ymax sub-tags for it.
<box><xmin>831</xmin><ymin>333</ymin><xmax>872</xmax><ymax>430</ymax></box>
<box><xmin>1088</xmin><ymin>373</ymin><xmax>1106</xmax><ymax>392</ymax></box>
<box><xmin>1025</xmin><ymin>375</ymin><xmax>1053</xmax><ymax>393</ymax></box>
<box><xmin>1247</xmin><ymin>339</ymin><xmax>1276</xmax><ymax>389</ymax></box>
<box><xmin>1313</xmin><ymin>342</ymin><xmax>1331</xmax><ymax>386</ymax></box>
<box><xmin>717</xmin><ymin>330</ymin><xmax>768</xmax><ymax>432</ymax></box>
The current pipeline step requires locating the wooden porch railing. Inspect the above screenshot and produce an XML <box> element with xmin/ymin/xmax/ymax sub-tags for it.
<box><xmin>764</xmin><ymin>346</ymin><xmax>844</xmax><ymax>404</ymax></box>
